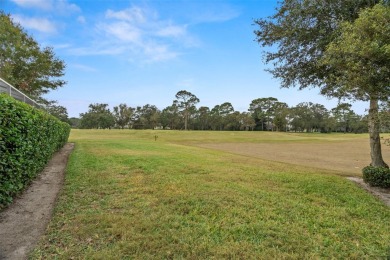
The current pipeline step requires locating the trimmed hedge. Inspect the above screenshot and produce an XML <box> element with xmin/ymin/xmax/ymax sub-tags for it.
<box><xmin>0</xmin><ymin>94</ymin><xmax>70</xmax><ymax>208</ymax></box>
<box><xmin>362</xmin><ymin>166</ymin><xmax>390</xmax><ymax>188</ymax></box>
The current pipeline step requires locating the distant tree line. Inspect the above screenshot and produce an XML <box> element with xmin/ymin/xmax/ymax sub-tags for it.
<box><xmin>70</xmin><ymin>90</ymin><xmax>390</xmax><ymax>133</ymax></box>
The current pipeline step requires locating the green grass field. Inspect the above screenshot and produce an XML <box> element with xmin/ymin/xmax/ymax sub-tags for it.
<box><xmin>32</xmin><ymin>130</ymin><xmax>390</xmax><ymax>258</ymax></box>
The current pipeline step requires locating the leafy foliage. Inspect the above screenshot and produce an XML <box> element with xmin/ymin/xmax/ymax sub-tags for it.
<box><xmin>320</xmin><ymin>3</ymin><xmax>390</xmax><ymax>101</ymax></box>
<box><xmin>80</xmin><ymin>103</ymin><xmax>115</xmax><ymax>129</ymax></box>
<box><xmin>379</xmin><ymin>101</ymin><xmax>390</xmax><ymax>132</ymax></box>
<box><xmin>362</xmin><ymin>166</ymin><xmax>390</xmax><ymax>188</ymax></box>
<box><xmin>133</xmin><ymin>104</ymin><xmax>160</xmax><ymax>129</ymax></box>
<box><xmin>46</xmin><ymin>101</ymin><xmax>70</xmax><ymax>124</ymax></box>
<box><xmin>175</xmin><ymin>90</ymin><xmax>200</xmax><ymax>130</ymax></box>
<box><xmin>254</xmin><ymin>1</ymin><xmax>389</xmax><ymax>167</ymax></box>
<box><xmin>0</xmin><ymin>12</ymin><xmax>66</xmax><ymax>99</ymax></box>
<box><xmin>0</xmin><ymin>94</ymin><xmax>70</xmax><ymax>208</ymax></box>
<box><xmin>113</xmin><ymin>103</ymin><xmax>134</xmax><ymax>129</ymax></box>
<box><xmin>78</xmin><ymin>94</ymin><xmax>368</xmax><ymax>132</ymax></box>
<box><xmin>254</xmin><ymin>0</ymin><xmax>382</xmax><ymax>91</ymax></box>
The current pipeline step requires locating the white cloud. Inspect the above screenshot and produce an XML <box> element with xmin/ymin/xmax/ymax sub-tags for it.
<box><xmin>189</xmin><ymin>4</ymin><xmax>241</xmax><ymax>23</ymax></box>
<box><xmin>77</xmin><ymin>16</ymin><xmax>86</xmax><ymax>24</ymax></box>
<box><xmin>70</xmin><ymin>63</ymin><xmax>97</xmax><ymax>72</ymax></box>
<box><xmin>157</xmin><ymin>25</ymin><xmax>187</xmax><ymax>38</ymax></box>
<box><xmin>12</xmin><ymin>14</ymin><xmax>57</xmax><ymax>33</ymax></box>
<box><xmin>142</xmin><ymin>43</ymin><xmax>179</xmax><ymax>63</ymax></box>
<box><xmin>11</xmin><ymin>0</ymin><xmax>80</xmax><ymax>13</ymax></box>
<box><xmin>53</xmin><ymin>43</ymin><xmax>72</xmax><ymax>49</ymax></box>
<box><xmin>86</xmin><ymin>5</ymin><xmax>194</xmax><ymax>63</ymax></box>
<box><xmin>97</xmin><ymin>21</ymin><xmax>141</xmax><ymax>43</ymax></box>
<box><xmin>105</xmin><ymin>6</ymin><xmax>149</xmax><ymax>24</ymax></box>
<box><xmin>56</xmin><ymin>0</ymin><xmax>80</xmax><ymax>13</ymax></box>
<box><xmin>11</xmin><ymin>0</ymin><xmax>52</xmax><ymax>10</ymax></box>
<box><xmin>68</xmin><ymin>44</ymin><xmax>127</xmax><ymax>56</ymax></box>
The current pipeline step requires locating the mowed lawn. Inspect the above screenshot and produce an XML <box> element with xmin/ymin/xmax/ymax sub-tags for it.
<box><xmin>32</xmin><ymin>130</ymin><xmax>390</xmax><ymax>258</ymax></box>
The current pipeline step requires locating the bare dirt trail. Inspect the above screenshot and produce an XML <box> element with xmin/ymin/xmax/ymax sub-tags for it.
<box><xmin>0</xmin><ymin>143</ymin><xmax>74</xmax><ymax>260</ymax></box>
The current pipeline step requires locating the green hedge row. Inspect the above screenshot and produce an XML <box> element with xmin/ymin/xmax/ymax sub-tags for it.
<box><xmin>0</xmin><ymin>94</ymin><xmax>70</xmax><ymax>208</ymax></box>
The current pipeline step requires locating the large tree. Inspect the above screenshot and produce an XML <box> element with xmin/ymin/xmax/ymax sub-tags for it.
<box><xmin>254</xmin><ymin>0</ymin><xmax>389</xmax><ymax>167</ymax></box>
<box><xmin>46</xmin><ymin>101</ymin><xmax>70</xmax><ymax>124</ymax></box>
<box><xmin>331</xmin><ymin>103</ymin><xmax>354</xmax><ymax>133</ymax></box>
<box><xmin>80</xmin><ymin>103</ymin><xmax>115</xmax><ymax>129</ymax></box>
<box><xmin>196</xmin><ymin>106</ymin><xmax>211</xmax><ymax>130</ymax></box>
<box><xmin>175</xmin><ymin>90</ymin><xmax>199</xmax><ymax>130</ymax></box>
<box><xmin>133</xmin><ymin>104</ymin><xmax>160</xmax><ymax>129</ymax></box>
<box><xmin>0</xmin><ymin>12</ymin><xmax>66</xmax><ymax>99</ymax></box>
<box><xmin>113</xmin><ymin>103</ymin><xmax>134</xmax><ymax>129</ymax></box>
<box><xmin>249</xmin><ymin>97</ymin><xmax>278</xmax><ymax>131</ymax></box>
<box><xmin>161</xmin><ymin>102</ymin><xmax>180</xmax><ymax>130</ymax></box>
<box><xmin>321</xmin><ymin>3</ymin><xmax>390</xmax><ymax>167</ymax></box>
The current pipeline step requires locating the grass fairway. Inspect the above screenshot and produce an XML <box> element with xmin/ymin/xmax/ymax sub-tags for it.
<box><xmin>32</xmin><ymin>130</ymin><xmax>390</xmax><ymax>258</ymax></box>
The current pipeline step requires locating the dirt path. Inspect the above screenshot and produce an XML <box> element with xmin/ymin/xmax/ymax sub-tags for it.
<box><xmin>0</xmin><ymin>143</ymin><xmax>74</xmax><ymax>260</ymax></box>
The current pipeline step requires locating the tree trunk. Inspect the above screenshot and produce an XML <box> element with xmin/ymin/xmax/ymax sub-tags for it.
<box><xmin>184</xmin><ymin>112</ymin><xmax>188</xmax><ymax>130</ymax></box>
<box><xmin>368</xmin><ymin>98</ymin><xmax>388</xmax><ymax>168</ymax></box>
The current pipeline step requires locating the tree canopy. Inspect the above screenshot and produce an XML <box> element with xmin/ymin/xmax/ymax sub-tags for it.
<box><xmin>0</xmin><ymin>12</ymin><xmax>66</xmax><ymax>100</ymax></box>
<box><xmin>175</xmin><ymin>90</ymin><xmax>200</xmax><ymax>130</ymax></box>
<box><xmin>80</xmin><ymin>103</ymin><xmax>115</xmax><ymax>129</ymax></box>
<box><xmin>320</xmin><ymin>3</ymin><xmax>390</xmax><ymax>101</ymax></box>
<box><xmin>254</xmin><ymin>0</ymin><xmax>384</xmax><ymax>91</ymax></box>
<box><xmin>254</xmin><ymin>1</ymin><xmax>389</xmax><ymax>167</ymax></box>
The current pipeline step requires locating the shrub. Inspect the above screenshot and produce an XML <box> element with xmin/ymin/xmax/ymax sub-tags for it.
<box><xmin>0</xmin><ymin>94</ymin><xmax>70</xmax><ymax>208</ymax></box>
<box><xmin>362</xmin><ymin>166</ymin><xmax>390</xmax><ymax>188</ymax></box>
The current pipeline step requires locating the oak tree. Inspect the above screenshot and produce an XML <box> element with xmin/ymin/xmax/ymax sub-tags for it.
<box><xmin>255</xmin><ymin>0</ymin><xmax>389</xmax><ymax>167</ymax></box>
<box><xmin>320</xmin><ymin>3</ymin><xmax>390</xmax><ymax>167</ymax></box>
<box><xmin>80</xmin><ymin>103</ymin><xmax>115</xmax><ymax>129</ymax></box>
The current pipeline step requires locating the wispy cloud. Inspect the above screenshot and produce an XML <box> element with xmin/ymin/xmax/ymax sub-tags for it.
<box><xmin>157</xmin><ymin>24</ymin><xmax>187</xmax><ymax>38</ymax></box>
<box><xmin>77</xmin><ymin>15</ymin><xmax>86</xmax><ymax>24</ymax></box>
<box><xmin>53</xmin><ymin>43</ymin><xmax>72</xmax><ymax>49</ymax></box>
<box><xmin>11</xmin><ymin>0</ymin><xmax>51</xmax><ymax>10</ymax></box>
<box><xmin>55</xmin><ymin>3</ymin><xmax>237</xmax><ymax>64</ymax></box>
<box><xmin>11</xmin><ymin>0</ymin><xmax>80</xmax><ymax>13</ymax></box>
<box><xmin>97</xmin><ymin>21</ymin><xmax>141</xmax><ymax>44</ymax></box>
<box><xmin>12</xmin><ymin>14</ymin><xmax>57</xmax><ymax>33</ymax></box>
<box><xmin>105</xmin><ymin>6</ymin><xmax>150</xmax><ymax>24</ymax></box>
<box><xmin>70</xmin><ymin>63</ymin><xmax>97</xmax><ymax>72</ymax></box>
<box><xmin>56</xmin><ymin>0</ymin><xmax>80</xmax><ymax>14</ymax></box>
<box><xmin>68</xmin><ymin>41</ymin><xmax>128</xmax><ymax>56</ymax></box>
<box><xmin>68</xmin><ymin>5</ymin><xmax>193</xmax><ymax>63</ymax></box>
<box><xmin>188</xmin><ymin>3</ymin><xmax>241</xmax><ymax>24</ymax></box>
<box><xmin>10</xmin><ymin>0</ymin><xmax>81</xmax><ymax>36</ymax></box>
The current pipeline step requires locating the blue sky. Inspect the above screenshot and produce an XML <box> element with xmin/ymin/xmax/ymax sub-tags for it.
<box><xmin>2</xmin><ymin>0</ymin><xmax>368</xmax><ymax>117</ymax></box>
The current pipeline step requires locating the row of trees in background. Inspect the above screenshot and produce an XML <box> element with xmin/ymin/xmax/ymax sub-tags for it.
<box><xmin>72</xmin><ymin>90</ymin><xmax>390</xmax><ymax>133</ymax></box>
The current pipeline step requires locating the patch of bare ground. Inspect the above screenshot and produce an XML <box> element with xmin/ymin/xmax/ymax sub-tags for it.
<box><xmin>197</xmin><ymin>139</ymin><xmax>390</xmax><ymax>175</ymax></box>
<box><xmin>0</xmin><ymin>143</ymin><xmax>74</xmax><ymax>260</ymax></box>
